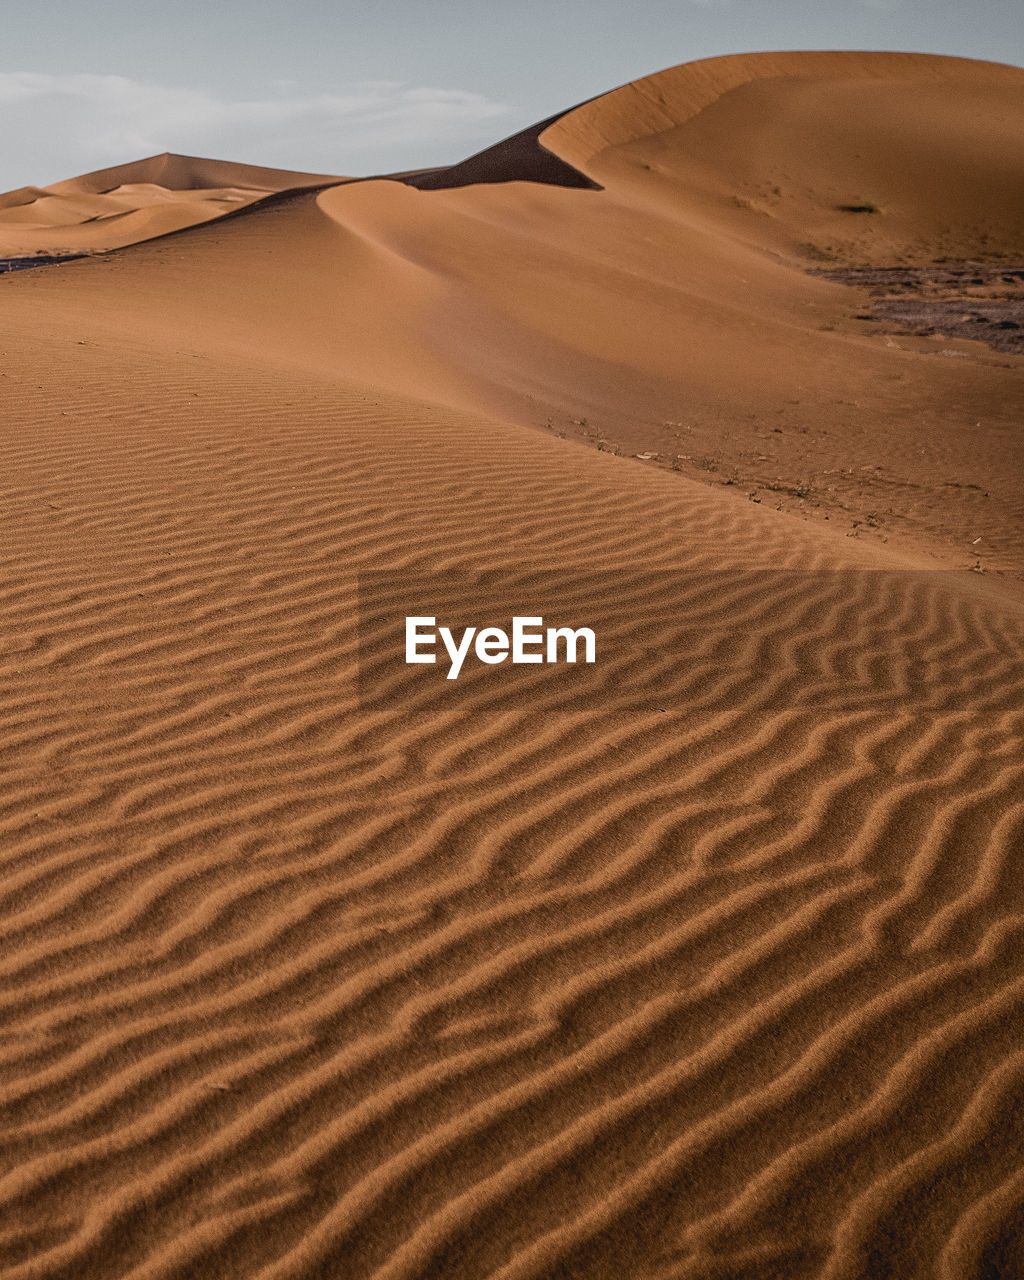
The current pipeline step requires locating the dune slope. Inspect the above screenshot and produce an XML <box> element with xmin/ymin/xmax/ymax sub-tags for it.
<box><xmin>0</xmin><ymin>49</ymin><xmax>1022</xmax><ymax>1280</ymax></box>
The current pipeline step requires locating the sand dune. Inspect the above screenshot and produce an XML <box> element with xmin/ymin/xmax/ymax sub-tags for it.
<box><xmin>0</xmin><ymin>50</ymin><xmax>1022</xmax><ymax>1280</ymax></box>
<box><xmin>0</xmin><ymin>153</ymin><xmax>345</xmax><ymax>256</ymax></box>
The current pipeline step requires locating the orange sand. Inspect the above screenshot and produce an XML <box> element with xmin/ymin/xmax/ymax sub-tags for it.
<box><xmin>0</xmin><ymin>51</ymin><xmax>1022</xmax><ymax>1280</ymax></box>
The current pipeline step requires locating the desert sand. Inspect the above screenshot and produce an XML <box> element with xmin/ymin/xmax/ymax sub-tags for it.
<box><xmin>0</xmin><ymin>49</ymin><xmax>1022</xmax><ymax>1280</ymax></box>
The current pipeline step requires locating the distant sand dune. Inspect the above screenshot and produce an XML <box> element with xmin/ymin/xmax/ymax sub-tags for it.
<box><xmin>0</xmin><ymin>152</ymin><xmax>345</xmax><ymax>255</ymax></box>
<box><xmin>0</xmin><ymin>49</ymin><xmax>1022</xmax><ymax>1280</ymax></box>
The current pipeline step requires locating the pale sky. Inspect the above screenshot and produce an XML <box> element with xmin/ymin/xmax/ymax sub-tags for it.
<box><xmin>1</xmin><ymin>0</ymin><xmax>1022</xmax><ymax>190</ymax></box>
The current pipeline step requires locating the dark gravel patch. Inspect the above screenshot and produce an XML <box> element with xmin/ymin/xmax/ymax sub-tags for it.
<box><xmin>0</xmin><ymin>255</ymin><xmax>87</xmax><ymax>274</ymax></box>
<box><xmin>808</xmin><ymin>262</ymin><xmax>1024</xmax><ymax>355</ymax></box>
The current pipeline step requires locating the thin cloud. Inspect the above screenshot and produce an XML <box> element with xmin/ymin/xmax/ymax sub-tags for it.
<box><xmin>0</xmin><ymin>72</ymin><xmax>510</xmax><ymax>187</ymax></box>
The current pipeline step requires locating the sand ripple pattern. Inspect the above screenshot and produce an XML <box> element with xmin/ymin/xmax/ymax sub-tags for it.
<box><xmin>1</xmin><ymin>351</ymin><xmax>1023</xmax><ymax>1279</ymax></box>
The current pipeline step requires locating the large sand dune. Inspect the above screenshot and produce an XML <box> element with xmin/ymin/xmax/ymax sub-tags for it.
<box><xmin>0</xmin><ymin>50</ymin><xmax>1022</xmax><ymax>1280</ymax></box>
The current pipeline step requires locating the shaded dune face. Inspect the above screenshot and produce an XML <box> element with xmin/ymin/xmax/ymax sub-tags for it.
<box><xmin>0</xmin><ymin>50</ymin><xmax>1022</xmax><ymax>1280</ymax></box>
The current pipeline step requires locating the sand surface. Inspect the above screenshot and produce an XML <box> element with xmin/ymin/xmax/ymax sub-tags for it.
<box><xmin>0</xmin><ymin>50</ymin><xmax>1023</xmax><ymax>1280</ymax></box>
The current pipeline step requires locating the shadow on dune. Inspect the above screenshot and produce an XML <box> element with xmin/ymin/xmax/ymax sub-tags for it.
<box><xmin>397</xmin><ymin>113</ymin><xmax>601</xmax><ymax>191</ymax></box>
